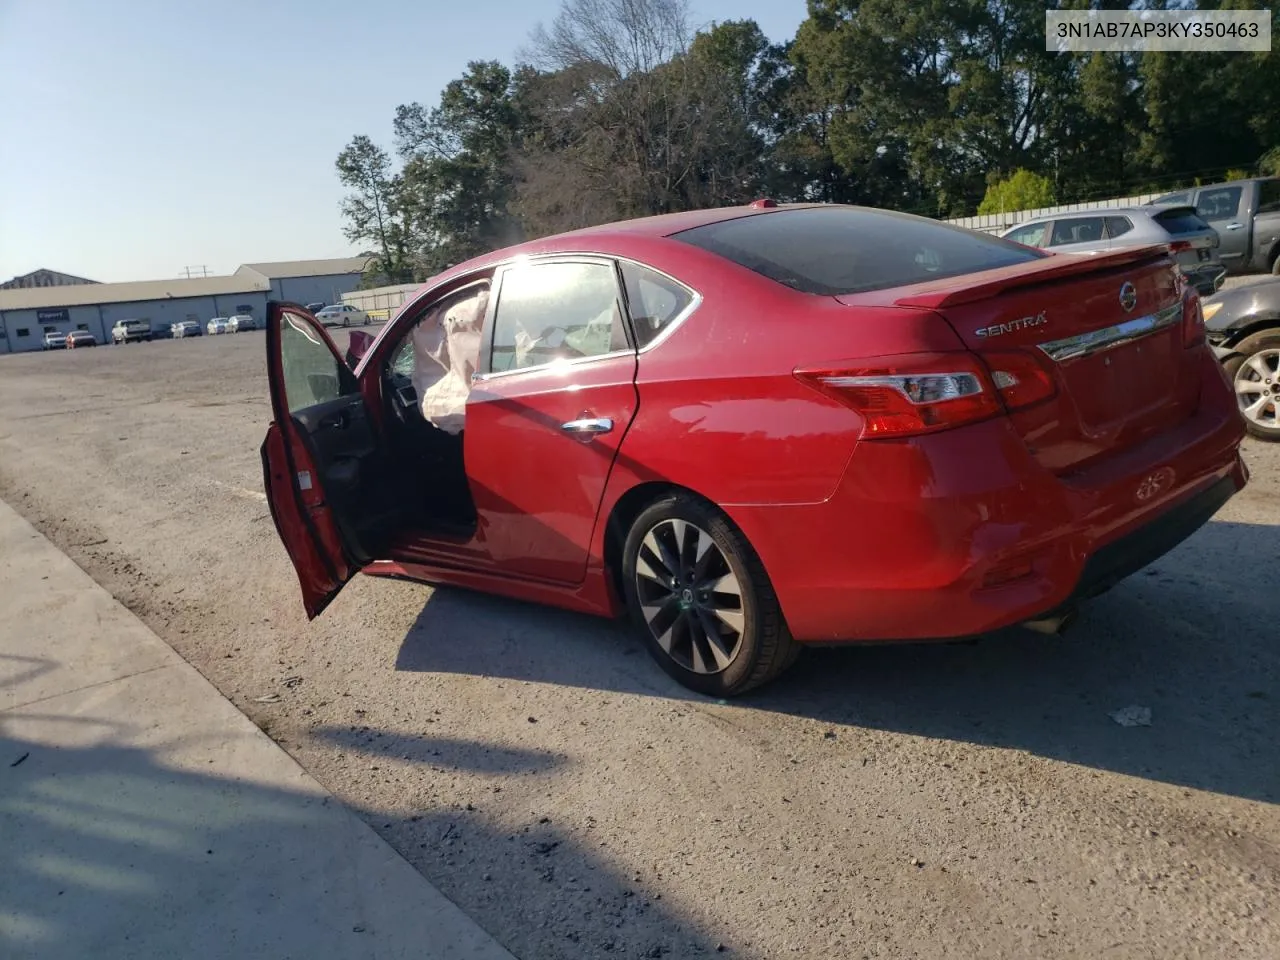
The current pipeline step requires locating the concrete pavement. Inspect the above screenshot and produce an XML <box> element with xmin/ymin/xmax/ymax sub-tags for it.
<box><xmin>0</xmin><ymin>498</ymin><xmax>517</xmax><ymax>960</ymax></box>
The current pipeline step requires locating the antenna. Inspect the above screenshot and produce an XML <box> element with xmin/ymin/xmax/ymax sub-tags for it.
<box><xmin>180</xmin><ymin>265</ymin><xmax>211</xmax><ymax>279</ymax></box>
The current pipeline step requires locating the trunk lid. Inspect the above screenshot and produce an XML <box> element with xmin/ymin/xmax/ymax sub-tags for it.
<box><xmin>881</xmin><ymin>248</ymin><xmax>1200</xmax><ymax>474</ymax></box>
<box><xmin>1149</xmin><ymin>205</ymin><xmax>1220</xmax><ymax>271</ymax></box>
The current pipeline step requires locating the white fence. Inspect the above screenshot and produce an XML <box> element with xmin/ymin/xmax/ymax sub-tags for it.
<box><xmin>340</xmin><ymin>283</ymin><xmax>421</xmax><ymax>322</ymax></box>
<box><xmin>945</xmin><ymin>192</ymin><xmax>1167</xmax><ymax>234</ymax></box>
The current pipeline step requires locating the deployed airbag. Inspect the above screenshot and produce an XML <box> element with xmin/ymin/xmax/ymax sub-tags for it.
<box><xmin>410</xmin><ymin>286</ymin><xmax>488</xmax><ymax>435</ymax></box>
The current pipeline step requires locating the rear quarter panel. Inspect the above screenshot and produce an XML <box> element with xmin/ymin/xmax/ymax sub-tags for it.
<box><xmin>606</xmin><ymin>241</ymin><xmax>969</xmax><ymax>506</ymax></box>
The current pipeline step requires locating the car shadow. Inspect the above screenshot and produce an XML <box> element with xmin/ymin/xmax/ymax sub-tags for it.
<box><xmin>0</xmin><ymin>730</ymin><xmax>732</xmax><ymax>960</ymax></box>
<box><xmin>393</xmin><ymin>518</ymin><xmax>1279</xmax><ymax>804</ymax></box>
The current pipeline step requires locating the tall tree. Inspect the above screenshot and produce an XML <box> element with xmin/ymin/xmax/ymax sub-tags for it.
<box><xmin>335</xmin><ymin>136</ymin><xmax>413</xmax><ymax>283</ymax></box>
<box><xmin>394</xmin><ymin>61</ymin><xmax>530</xmax><ymax>272</ymax></box>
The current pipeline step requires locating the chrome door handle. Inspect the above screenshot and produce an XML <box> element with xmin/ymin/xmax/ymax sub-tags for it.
<box><xmin>560</xmin><ymin>417</ymin><xmax>613</xmax><ymax>437</ymax></box>
<box><xmin>1225</xmin><ymin>222</ymin><xmax>1244</xmax><ymax>230</ymax></box>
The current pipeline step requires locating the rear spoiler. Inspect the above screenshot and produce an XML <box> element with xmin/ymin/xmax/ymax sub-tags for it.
<box><xmin>892</xmin><ymin>245</ymin><xmax>1172</xmax><ymax>310</ymax></box>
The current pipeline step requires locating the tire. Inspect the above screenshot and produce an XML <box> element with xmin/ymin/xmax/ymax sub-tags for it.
<box><xmin>621</xmin><ymin>492</ymin><xmax>800</xmax><ymax>697</ymax></box>
<box><xmin>1223</xmin><ymin>330</ymin><xmax>1280</xmax><ymax>441</ymax></box>
<box><xmin>1270</xmin><ymin>248</ymin><xmax>1280</xmax><ymax>276</ymax></box>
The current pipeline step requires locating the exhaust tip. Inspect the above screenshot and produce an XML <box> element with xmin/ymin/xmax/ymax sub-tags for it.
<box><xmin>1022</xmin><ymin>608</ymin><xmax>1078</xmax><ymax>636</ymax></box>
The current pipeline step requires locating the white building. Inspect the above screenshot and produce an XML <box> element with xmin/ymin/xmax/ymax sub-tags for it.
<box><xmin>0</xmin><ymin>257</ymin><xmax>371</xmax><ymax>354</ymax></box>
<box><xmin>236</xmin><ymin>258</ymin><xmax>371</xmax><ymax>307</ymax></box>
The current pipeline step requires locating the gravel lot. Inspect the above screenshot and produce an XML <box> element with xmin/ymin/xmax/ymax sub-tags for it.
<box><xmin>1</xmin><ymin>330</ymin><xmax>1278</xmax><ymax>959</ymax></box>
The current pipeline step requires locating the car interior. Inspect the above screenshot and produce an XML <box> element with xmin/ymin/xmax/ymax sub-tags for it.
<box><xmin>380</xmin><ymin>282</ymin><xmax>490</xmax><ymax>539</ymax></box>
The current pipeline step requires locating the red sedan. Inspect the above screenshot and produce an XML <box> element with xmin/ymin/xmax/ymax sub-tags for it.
<box><xmin>261</xmin><ymin>202</ymin><xmax>1248</xmax><ymax>696</ymax></box>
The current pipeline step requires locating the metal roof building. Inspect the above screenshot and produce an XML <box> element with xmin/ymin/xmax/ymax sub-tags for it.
<box><xmin>0</xmin><ymin>257</ymin><xmax>371</xmax><ymax>353</ymax></box>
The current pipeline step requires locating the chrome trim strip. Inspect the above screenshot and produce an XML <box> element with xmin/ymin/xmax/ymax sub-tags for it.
<box><xmin>1036</xmin><ymin>303</ymin><xmax>1182</xmax><ymax>363</ymax></box>
<box><xmin>471</xmin><ymin>348</ymin><xmax>635</xmax><ymax>383</ymax></box>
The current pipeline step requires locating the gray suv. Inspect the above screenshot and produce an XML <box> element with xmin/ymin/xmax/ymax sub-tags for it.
<box><xmin>1001</xmin><ymin>204</ymin><xmax>1225</xmax><ymax>295</ymax></box>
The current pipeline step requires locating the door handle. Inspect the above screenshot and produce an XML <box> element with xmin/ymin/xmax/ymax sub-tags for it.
<box><xmin>1225</xmin><ymin>222</ymin><xmax>1244</xmax><ymax>230</ymax></box>
<box><xmin>319</xmin><ymin>411</ymin><xmax>347</xmax><ymax>429</ymax></box>
<box><xmin>560</xmin><ymin>417</ymin><xmax>613</xmax><ymax>438</ymax></box>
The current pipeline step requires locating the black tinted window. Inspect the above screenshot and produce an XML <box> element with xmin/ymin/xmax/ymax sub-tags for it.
<box><xmin>620</xmin><ymin>262</ymin><xmax>694</xmax><ymax>347</ymax></box>
<box><xmin>1049</xmin><ymin>217</ymin><xmax>1105</xmax><ymax>245</ymax></box>
<box><xmin>1258</xmin><ymin>179</ymin><xmax>1280</xmax><ymax>214</ymax></box>
<box><xmin>1105</xmin><ymin>216</ymin><xmax>1134</xmax><ymax>238</ymax></box>
<box><xmin>491</xmin><ymin>261</ymin><xmax>628</xmax><ymax>372</ymax></box>
<box><xmin>673</xmin><ymin>207</ymin><xmax>1042</xmax><ymax>296</ymax></box>
<box><xmin>1196</xmin><ymin>186</ymin><xmax>1242</xmax><ymax>220</ymax></box>
<box><xmin>1153</xmin><ymin>208</ymin><xmax>1212</xmax><ymax>234</ymax></box>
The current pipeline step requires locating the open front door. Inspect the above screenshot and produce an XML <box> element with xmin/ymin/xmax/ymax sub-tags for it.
<box><xmin>260</xmin><ymin>301</ymin><xmax>387</xmax><ymax>618</ymax></box>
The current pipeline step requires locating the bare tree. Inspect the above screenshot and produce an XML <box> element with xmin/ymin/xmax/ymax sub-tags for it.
<box><xmin>524</xmin><ymin>0</ymin><xmax>691</xmax><ymax>78</ymax></box>
<box><xmin>514</xmin><ymin>0</ymin><xmax>763</xmax><ymax>236</ymax></box>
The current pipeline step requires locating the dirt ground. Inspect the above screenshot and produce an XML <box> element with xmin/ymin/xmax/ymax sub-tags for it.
<box><xmin>1</xmin><ymin>330</ymin><xmax>1277</xmax><ymax>960</ymax></box>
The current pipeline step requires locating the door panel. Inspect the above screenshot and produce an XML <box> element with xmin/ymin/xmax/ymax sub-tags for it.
<box><xmin>463</xmin><ymin>256</ymin><xmax>640</xmax><ymax>585</ymax></box>
<box><xmin>465</xmin><ymin>356</ymin><xmax>638</xmax><ymax>584</ymax></box>
<box><xmin>261</xmin><ymin>423</ymin><xmax>353</xmax><ymax>618</ymax></box>
<box><xmin>262</xmin><ymin>301</ymin><xmax>383</xmax><ymax>617</ymax></box>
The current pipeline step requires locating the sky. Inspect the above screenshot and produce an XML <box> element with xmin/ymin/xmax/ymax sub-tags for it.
<box><xmin>0</xmin><ymin>0</ymin><xmax>808</xmax><ymax>283</ymax></box>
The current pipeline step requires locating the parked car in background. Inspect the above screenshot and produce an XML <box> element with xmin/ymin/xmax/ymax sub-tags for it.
<box><xmin>315</xmin><ymin>303</ymin><xmax>370</xmax><ymax>327</ymax></box>
<box><xmin>305</xmin><ymin>302</ymin><xmax>326</xmax><ymax>313</ymax></box>
<box><xmin>66</xmin><ymin>330</ymin><xmax>97</xmax><ymax>348</ymax></box>
<box><xmin>260</xmin><ymin>201</ymin><xmax>1246</xmax><ymax>696</ymax></box>
<box><xmin>171</xmin><ymin>320</ymin><xmax>203</xmax><ymax>338</ymax></box>
<box><xmin>42</xmin><ymin>330</ymin><xmax>69</xmax><ymax>350</ymax></box>
<box><xmin>228</xmin><ymin>314</ymin><xmax>257</xmax><ymax>332</ymax></box>
<box><xmin>1204</xmin><ymin>277</ymin><xmax>1280</xmax><ymax>440</ymax></box>
<box><xmin>1149</xmin><ymin>176</ymin><xmax>1280</xmax><ymax>275</ymax></box>
<box><xmin>208</xmin><ymin>317</ymin><xmax>230</xmax><ymax>335</ymax></box>
<box><xmin>1000</xmin><ymin>204</ymin><xmax>1226</xmax><ymax>296</ymax></box>
<box><xmin>111</xmin><ymin>318</ymin><xmax>152</xmax><ymax>344</ymax></box>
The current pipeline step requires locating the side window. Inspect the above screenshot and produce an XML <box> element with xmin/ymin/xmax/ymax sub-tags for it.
<box><xmin>1105</xmin><ymin>216</ymin><xmax>1134</xmax><ymax>239</ymax></box>
<box><xmin>279</xmin><ymin>312</ymin><xmax>352</xmax><ymax>413</ymax></box>
<box><xmin>1257</xmin><ymin>180</ymin><xmax>1280</xmax><ymax>215</ymax></box>
<box><xmin>1049</xmin><ymin>217</ymin><xmax>1105</xmax><ymax>245</ymax></box>
<box><xmin>490</xmin><ymin>261</ymin><xmax>628</xmax><ymax>373</ymax></box>
<box><xmin>620</xmin><ymin>262</ymin><xmax>695</xmax><ymax>348</ymax></box>
<box><xmin>1005</xmin><ymin>222</ymin><xmax>1049</xmax><ymax>247</ymax></box>
<box><xmin>1196</xmin><ymin>186</ymin><xmax>1242</xmax><ymax>220</ymax></box>
<box><xmin>17</xmin><ymin>328</ymin><xmax>30</xmax><ymax>337</ymax></box>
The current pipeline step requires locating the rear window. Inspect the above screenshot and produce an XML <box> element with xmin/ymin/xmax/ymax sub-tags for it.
<box><xmin>672</xmin><ymin>207</ymin><xmax>1043</xmax><ymax>296</ymax></box>
<box><xmin>1152</xmin><ymin>207</ymin><xmax>1212</xmax><ymax>234</ymax></box>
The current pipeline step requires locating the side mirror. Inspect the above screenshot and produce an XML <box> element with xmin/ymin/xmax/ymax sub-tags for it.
<box><xmin>345</xmin><ymin>329</ymin><xmax>374</xmax><ymax>368</ymax></box>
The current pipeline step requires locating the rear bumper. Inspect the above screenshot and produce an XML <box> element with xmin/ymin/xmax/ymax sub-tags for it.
<box><xmin>728</xmin><ymin>357</ymin><xmax>1248</xmax><ymax>643</ymax></box>
<box><xmin>1027</xmin><ymin>472</ymin><xmax>1240</xmax><ymax>625</ymax></box>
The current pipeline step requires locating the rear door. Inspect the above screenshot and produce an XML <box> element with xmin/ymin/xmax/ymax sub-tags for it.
<box><xmin>1046</xmin><ymin>216</ymin><xmax>1108</xmax><ymax>254</ymax></box>
<box><xmin>463</xmin><ymin>257</ymin><xmax>639</xmax><ymax>584</ymax></box>
<box><xmin>261</xmin><ymin>301</ymin><xmax>391</xmax><ymax>617</ymax></box>
<box><xmin>1194</xmin><ymin>184</ymin><xmax>1250</xmax><ymax>268</ymax></box>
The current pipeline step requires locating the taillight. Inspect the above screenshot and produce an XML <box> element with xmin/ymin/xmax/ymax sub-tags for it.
<box><xmin>794</xmin><ymin>352</ymin><xmax>1001</xmax><ymax>438</ymax></box>
<box><xmin>1182</xmin><ymin>289</ymin><xmax>1205</xmax><ymax>347</ymax></box>
<box><xmin>980</xmin><ymin>350</ymin><xmax>1057</xmax><ymax>411</ymax></box>
<box><xmin>1169</xmin><ymin>240</ymin><xmax>1193</xmax><ymax>253</ymax></box>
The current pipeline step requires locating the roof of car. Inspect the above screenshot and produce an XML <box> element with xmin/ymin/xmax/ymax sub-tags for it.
<box><xmin>1011</xmin><ymin>204</ymin><xmax>1198</xmax><ymax>223</ymax></box>
<box><xmin>413</xmin><ymin>202</ymin><xmax>838</xmax><ymax>290</ymax></box>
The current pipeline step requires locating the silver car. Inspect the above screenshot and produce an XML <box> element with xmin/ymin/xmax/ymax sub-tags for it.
<box><xmin>1001</xmin><ymin>204</ymin><xmax>1226</xmax><ymax>295</ymax></box>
